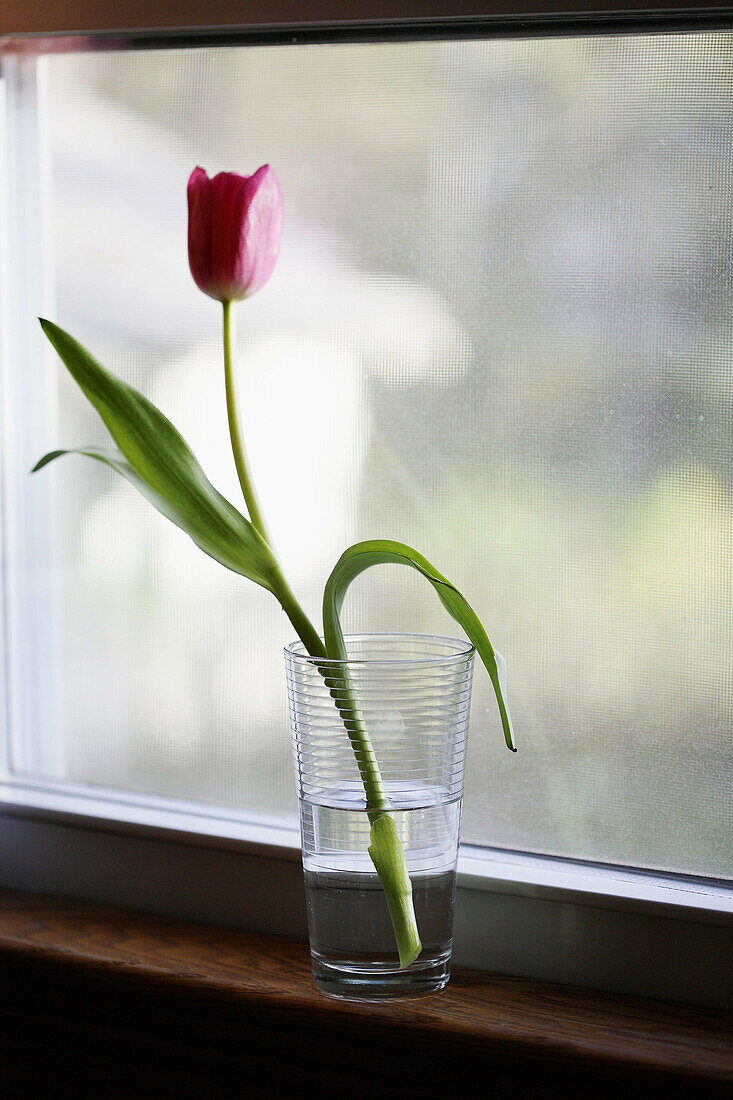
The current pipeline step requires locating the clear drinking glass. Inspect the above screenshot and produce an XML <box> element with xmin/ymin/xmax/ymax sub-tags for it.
<box><xmin>285</xmin><ymin>633</ymin><xmax>474</xmax><ymax>999</ymax></box>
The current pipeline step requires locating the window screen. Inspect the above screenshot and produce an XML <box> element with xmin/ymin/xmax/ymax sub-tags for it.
<box><xmin>4</xmin><ymin>32</ymin><xmax>731</xmax><ymax>878</ymax></box>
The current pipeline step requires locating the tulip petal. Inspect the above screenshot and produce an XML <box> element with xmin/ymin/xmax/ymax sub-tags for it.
<box><xmin>189</xmin><ymin>165</ymin><xmax>283</xmax><ymax>303</ymax></box>
<box><xmin>210</xmin><ymin>171</ymin><xmax>250</xmax><ymax>302</ymax></box>
<box><xmin>187</xmin><ymin>167</ymin><xmax>216</xmax><ymax>299</ymax></box>
<box><xmin>232</xmin><ymin>165</ymin><xmax>284</xmax><ymax>300</ymax></box>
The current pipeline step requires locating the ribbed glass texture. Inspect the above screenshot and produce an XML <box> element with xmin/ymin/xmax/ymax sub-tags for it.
<box><xmin>286</xmin><ymin>633</ymin><xmax>474</xmax><ymax>809</ymax></box>
<box><xmin>285</xmin><ymin>634</ymin><xmax>474</xmax><ymax>996</ymax></box>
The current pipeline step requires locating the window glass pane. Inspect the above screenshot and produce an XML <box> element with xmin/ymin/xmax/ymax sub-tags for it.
<box><xmin>11</xmin><ymin>33</ymin><xmax>733</xmax><ymax>877</ymax></box>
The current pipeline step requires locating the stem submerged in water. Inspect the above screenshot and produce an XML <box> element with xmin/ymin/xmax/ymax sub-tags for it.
<box><xmin>368</xmin><ymin>813</ymin><xmax>421</xmax><ymax>968</ymax></box>
<box><xmin>321</xmin><ymin>662</ymin><xmax>421</xmax><ymax>968</ymax></box>
<box><xmin>221</xmin><ymin>299</ymin><xmax>421</xmax><ymax>969</ymax></box>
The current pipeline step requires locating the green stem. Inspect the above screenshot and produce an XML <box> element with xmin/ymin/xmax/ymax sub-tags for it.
<box><xmin>220</xmin><ymin>300</ymin><xmax>420</xmax><ymax>969</ymax></box>
<box><xmin>274</xmin><ymin>565</ymin><xmax>328</xmax><ymax>660</ymax></box>
<box><xmin>369</xmin><ymin>813</ymin><xmax>421</xmax><ymax>967</ymax></box>
<box><xmin>277</xmin><ymin>570</ymin><xmax>420</xmax><ymax>967</ymax></box>
<box><xmin>316</xmin><ymin>663</ymin><xmax>421</xmax><ymax>968</ymax></box>
<box><xmin>222</xmin><ymin>299</ymin><xmax>273</xmax><ymax>547</ymax></box>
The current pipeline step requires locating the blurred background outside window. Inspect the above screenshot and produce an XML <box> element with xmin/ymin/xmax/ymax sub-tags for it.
<box><xmin>4</xmin><ymin>32</ymin><xmax>732</xmax><ymax>879</ymax></box>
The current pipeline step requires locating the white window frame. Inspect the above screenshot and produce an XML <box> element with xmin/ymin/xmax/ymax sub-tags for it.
<box><xmin>0</xmin><ymin>4</ymin><xmax>731</xmax><ymax>1013</ymax></box>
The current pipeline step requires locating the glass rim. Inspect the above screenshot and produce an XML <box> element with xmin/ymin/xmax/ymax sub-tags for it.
<box><xmin>284</xmin><ymin>631</ymin><xmax>475</xmax><ymax>668</ymax></box>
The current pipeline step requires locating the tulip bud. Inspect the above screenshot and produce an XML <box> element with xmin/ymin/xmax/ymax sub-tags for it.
<box><xmin>187</xmin><ymin>165</ymin><xmax>283</xmax><ymax>303</ymax></box>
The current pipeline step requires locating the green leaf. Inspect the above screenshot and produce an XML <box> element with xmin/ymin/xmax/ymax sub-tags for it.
<box><xmin>35</xmin><ymin>320</ymin><xmax>277</xmax><ymax>590</ymax></box>
<box><xmin>322</xmin><ymin>539</ymin><xmax>516</xmax><ymax>752</ymax></box>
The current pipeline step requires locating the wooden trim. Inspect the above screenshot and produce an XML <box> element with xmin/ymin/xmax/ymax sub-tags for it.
<box><xmin>0</xmin><ymin>889</ymin><xmax>730</xmax><ymax>1096</ymax></box>
<box><xmin>0</xmin><ymin>0</ymin><xmax>731</xmax><ymax>38</ymax></box>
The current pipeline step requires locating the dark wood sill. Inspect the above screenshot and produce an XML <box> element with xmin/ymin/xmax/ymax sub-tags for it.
<box><xmin>0</xmin><ymin>889</ymin><xmax>730</xmax><ymax>1098</ymax></box>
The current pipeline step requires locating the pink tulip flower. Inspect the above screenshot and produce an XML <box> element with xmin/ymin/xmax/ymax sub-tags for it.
<box><xmin>187</xmin><ymin>165</ymin><xmax>283</xmax><ymax>303</ymax></box>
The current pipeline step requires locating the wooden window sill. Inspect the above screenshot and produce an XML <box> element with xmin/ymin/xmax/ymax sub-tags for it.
<box><xmin>0</xmin><ymin>888</ymin><xmax>730</xmax><ymax>1097</ymax></box>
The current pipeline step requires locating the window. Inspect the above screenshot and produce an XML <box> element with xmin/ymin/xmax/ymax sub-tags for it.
<box><xmin>1</xmin><ymin>5</ymin><xmax>731</xmax><ymax>1009</ymax></box>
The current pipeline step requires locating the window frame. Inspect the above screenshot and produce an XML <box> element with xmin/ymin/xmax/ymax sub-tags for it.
<box><xmin>0</xmin><ymin>2</ymin><xmax>731</xmax><ymax>1012</ymax></box>
<box><xmin>1</xmin><ymin>776</ymin><xmax>731</xmax><ymax>1009</ymax></box>
<box><xmin>1</xmin><ymin>0</ymin><xmax>733</xmax><ymax>38</ymax></box>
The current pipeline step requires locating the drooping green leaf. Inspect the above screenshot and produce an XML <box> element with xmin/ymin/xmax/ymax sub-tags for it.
<box><xmin>322</xmin><ymin>539</ymin><xmax>516</xmax><ymax>752</ymax></box>
<box><xmin>35</xmin><ymin>321</ymin><xmax>277</xmax><ymax>590</ymax></box>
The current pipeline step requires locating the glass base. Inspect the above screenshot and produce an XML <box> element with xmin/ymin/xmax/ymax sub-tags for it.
<box><xmin>310</xmin><ymin>948</ymin><xmax>452</xmax><ymax>1000</ymax></box>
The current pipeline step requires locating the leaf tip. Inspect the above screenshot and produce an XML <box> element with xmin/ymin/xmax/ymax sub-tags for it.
<box><xmin>38</xmin><ymin>317</ymin><xmax>61</xmax><ymax>345</ymax></box>
<box><xmin>31</xmin><ymin>450</ymin><xmax>62</xmax><ymax>474</ymax></box>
